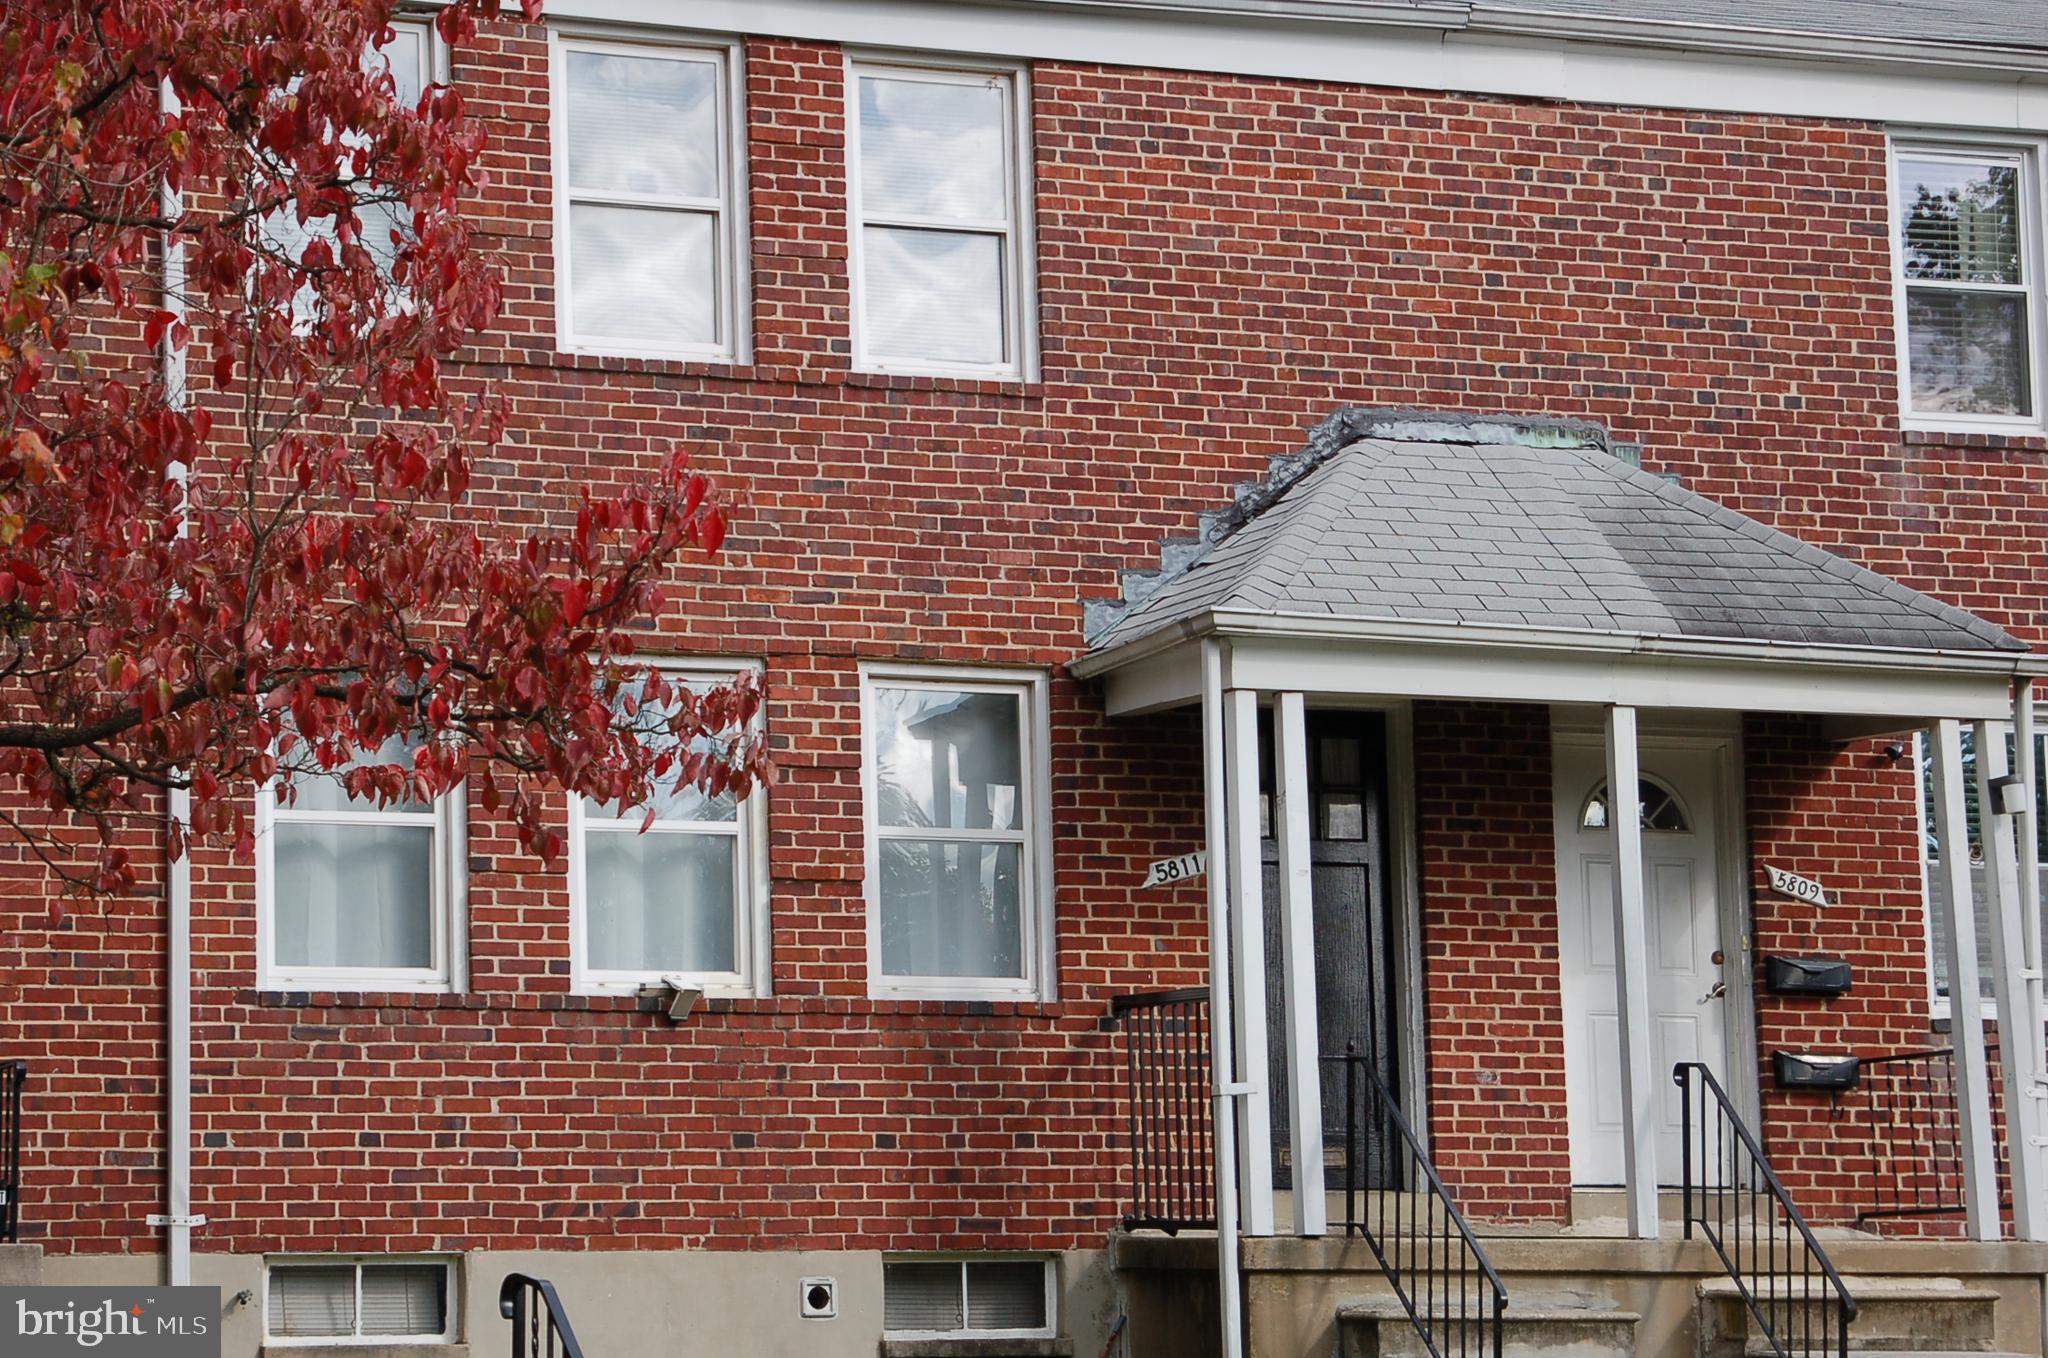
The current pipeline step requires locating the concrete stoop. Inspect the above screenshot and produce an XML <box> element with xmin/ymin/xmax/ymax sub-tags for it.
<box><xmin>1339</xmin><ymin>1295</ymin><xmax>1641</xmax><ymax>1358</ymax></box>
<box><xmin>0</xmin><ymin>1243</ymin><xmax>44</xmax><ymax>1285</ymax></box>
<box><xmin>1696</xmin><ymin>1276</ymin><xmax>2000</xmax><ymax>1356</ymax></box>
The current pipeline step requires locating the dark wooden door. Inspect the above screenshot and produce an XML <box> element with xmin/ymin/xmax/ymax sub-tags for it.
<box><xmin>1258</xmin><ymin>709</ymin><xmax>1398</xmax><ymax>1191</ymax></box>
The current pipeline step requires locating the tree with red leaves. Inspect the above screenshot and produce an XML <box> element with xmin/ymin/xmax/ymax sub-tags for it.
<box><xmin>0</xmin><ymin>0</ymin><xmax>768</xmax><ymax>894</ymax></box>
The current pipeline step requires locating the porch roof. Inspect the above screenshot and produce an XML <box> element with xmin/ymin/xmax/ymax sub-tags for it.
<box><xmin>1086</xmin><ymin>433</ymin><xmax>2024</xmax><ymax>660</ymax></box>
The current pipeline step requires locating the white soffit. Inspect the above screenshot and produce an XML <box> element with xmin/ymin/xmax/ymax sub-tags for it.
<box><xmin>546</xmin><ymin>0</ymin><xmax>2048</xmax><ymax>132</ymax></box>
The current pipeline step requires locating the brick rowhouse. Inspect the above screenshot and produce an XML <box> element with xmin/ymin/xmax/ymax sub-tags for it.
<box><xmin>2</xmin><ymin>6</ymin><xmax>2040</xmax><ymax>1291</ymax></box>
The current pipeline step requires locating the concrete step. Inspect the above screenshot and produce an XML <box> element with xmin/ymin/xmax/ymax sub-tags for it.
<box><xmin>1697</xmin><ymin>1276</ymin><xmax>1999</xmax><ymax>1356</ymax></box>
<box><xmin>0</xmin><ymin>1243</ymin><xmax>44</xmax><ymax>1285</ymax></box>
<box><xmin>1339</xmin><ymin>1296</ymin><xmax>1640</xmax><ymax>1358</ymax></box>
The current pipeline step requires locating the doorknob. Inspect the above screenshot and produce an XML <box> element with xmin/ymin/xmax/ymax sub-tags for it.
<box><xmin>1699</xmin><ymin>980</ymin><xmax>1728</xmax><ymax>1005</ymax></box>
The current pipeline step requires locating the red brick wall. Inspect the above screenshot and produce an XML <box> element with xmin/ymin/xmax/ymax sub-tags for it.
<box><xmin>2</xmin><ymin>20</ymin><xmax>2039</xmax><ymax>1255</ymax></box>
<box><xmin>1416</xmin><ymin>702</ymin><xmax>1571</xmax><ymax>1223</ymax></box>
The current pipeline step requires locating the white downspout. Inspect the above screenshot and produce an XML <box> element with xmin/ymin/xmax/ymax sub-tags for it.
<box><xmin>156</xmin><ymin>76</ymin><xmax>197</xmax><ymax>1288</ymax></box>
<box><xmin>1200</xmin><ymin>640</ymin><xmax>1244</xmax><ymax>1358</ymax></box>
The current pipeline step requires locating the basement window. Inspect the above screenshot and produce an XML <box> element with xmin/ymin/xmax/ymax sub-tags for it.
<box><xmin>883</xmin><ymin>1257</ymin><xmax>1054</xmax><ymax>1340</ymax></box>
<box><xmin>265</xmin><ymin>1258</ymin><xmax>455</xmax><ymax>1345</ymax></box>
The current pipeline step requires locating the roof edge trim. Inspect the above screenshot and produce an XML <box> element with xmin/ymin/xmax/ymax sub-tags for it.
<box><xmin>1069</xmin><ymin>606</ymin><xmax>2045</xmax><ymax>681</ymax></box>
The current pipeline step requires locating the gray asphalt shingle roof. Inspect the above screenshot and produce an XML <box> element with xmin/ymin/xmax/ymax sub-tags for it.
<box><xmin>1472</xmin><ymin>0</ymin><xmax>2048</xmax><ymax>50</ymax></box>
<box><xmin>1089</xmin><ymin>438</ymin><xmax>2025</xmax><ymax>655</ymax></box>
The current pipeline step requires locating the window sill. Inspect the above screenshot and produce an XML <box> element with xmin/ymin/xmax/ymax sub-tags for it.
<box><xmin>879</xmin><ymin>1340</ymin><xmax>1073</xmax><ymax>1358</ymax></box>
<box><xmin>1901</xmin><ymin>425</ymin><xmax>2048</xmax><ymax>451</ymax></box>
<box><xmin>261</xmin><ymin>1345</ymin><xmax>466</xmax><ymax>1358</ymax></box>
<box><xmin>842</xmin><ymin>368</ymin><xmax>1044</xmax><ymax>399</ymax></box>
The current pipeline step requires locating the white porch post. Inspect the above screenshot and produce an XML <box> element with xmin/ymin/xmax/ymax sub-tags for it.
<box><xmin>1274</xmin><ymin>691</ymin><xmax>1328</xmax><ymax>1235</ymax></box>
<box><xmin>1226</xmin><ymin>688</ymin><xmax>1277</xmax><ymax>1235</ymax></box>
<box><xmin>1930</xmin><ymin>717</ymin><xmax>2001</xmax><ymax>1242</ymax></box>
<box><xmin>1199</xmin><ymin>642</ymin><xmax>1245</xmax><ymax>1358</ymax></box>
<box><xmin>1975</xmin><ymin>718</ymin><xmax>2047</xmax><ymax>1240</ymax></box>
<box><xmin>1604</xmin><ymin>704</ymin><xmax>1661</xmax><ymax>1238</ymax></box>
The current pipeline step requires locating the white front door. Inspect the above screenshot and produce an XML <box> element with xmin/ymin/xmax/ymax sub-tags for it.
<box><xmin>1555</xmin><ymin>739</ymin><xmax>1729</xmax><ymax>1186</ymax></box>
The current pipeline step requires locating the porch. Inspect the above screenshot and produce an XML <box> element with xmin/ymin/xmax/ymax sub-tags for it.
<box><xmin>1072</xmin><ymin>413</ymin><xmax>2048</xmax><ymax>1358</ymax></box>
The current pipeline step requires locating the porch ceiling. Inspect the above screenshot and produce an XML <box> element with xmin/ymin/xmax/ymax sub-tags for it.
<box><xmin>1074</xmin><ymin>416</ymin><xmax>2039</xmax><ymax>721</ymax></box>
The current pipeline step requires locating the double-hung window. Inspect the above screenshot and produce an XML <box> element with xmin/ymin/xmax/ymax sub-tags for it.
<box><xmin>1890</xmin><ymin>135</ymin><xmax>2048</xmax><ymax>431</ymax></box>
<box><xmin>862</xmin><ymin>665</ymin><xmax>1053</xmax><ymax>1000</ymax></box>
<box><xmin>553</xmin><ymin>34</ymin><xmax>747</xmax><ymax>360</ymax></box>
<box><xmin>257</xmin><ymin>731</ymin><xmax>467</xmax><ymax>992</ymax></box>
<box><xmin>569</xmin><ymin>662</ymin><xmax>768</xmax><ymax>996</ymax></box>
<box><xmin>848</xmin><ymin>59</ymin><xmax>1036</xmax><ymax>379</ymax></box>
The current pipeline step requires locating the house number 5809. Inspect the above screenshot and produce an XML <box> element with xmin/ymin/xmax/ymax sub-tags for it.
<box><xmin>1766</xmin><ymin>864</ymin><xmax>1829</xmax><ymax>907</ymax></box>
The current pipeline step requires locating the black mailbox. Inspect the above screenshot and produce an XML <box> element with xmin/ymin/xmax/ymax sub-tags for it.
<box><xmin>1765</xmin><ymin>954</ymin><xmax>1853</xmax><ymax>997</ymax></box>
<box><xmin>1773</xmin><ymin>1050</ymin><xmax>1860</xmax><ymax>1092</ymax></box>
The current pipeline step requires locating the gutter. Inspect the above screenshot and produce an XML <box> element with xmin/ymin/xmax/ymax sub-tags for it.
<box><xmin>150</xmin><ymin>77</ymin><xmax>202</xmax><ymax>1289</ymax></box>
<box><xmin>963</xmin><ymin>0</ymin><xmax>2048</xmax><ymax>78</ymax></box>
<box><xmin>1070</xmin><ymin>607</ymin><xmax>2048</xmax><ymax>681</ymax></box>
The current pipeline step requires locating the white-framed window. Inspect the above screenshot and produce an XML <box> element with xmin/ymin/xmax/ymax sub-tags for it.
<box><xmin>882</xmin><ymin>1256</ymin><xmax>1055</xmax><ymax>1340</ymax></box>
<box><xmin>264</xmin><ymin>1257</ymin><xmax>457</xmax><ymax>1345</ymax></box>
<box><xmin>1917</xmin><ymin>722</ymin><xmax>2048</xmax><ymax>1018</ymax></box>
<box><xmin>1889</xmin><ymin>132</ymin><xmax>2048</xmax><ymax>434</ymax></box>
<box><xmin>569</xmin><ymin>660</ymin><xmax>770</xmax><ymax>997</ymax></box>
<box><xmin>550</xmin><ymin>31</ymin><xmax>749</xmax><ymax>362</ymax></box>
<box><xmin>846</xmin><ymin>57</ymin><xmax>1037</xmax><ymax>380</ymax></box>
<box><xmin>255</xmin><ymin>731</ymin><xmax>468</xmax><ymax>993</ymax></box>
<box><xmin>860</xmin><ymin>664</ymin><xmax>1053</xmax><ymax>1001</ymax></box>
<box><xmin>257</xmin><ymin>14</ymin><xmax>448</xmax><ymax>315</ymax></box>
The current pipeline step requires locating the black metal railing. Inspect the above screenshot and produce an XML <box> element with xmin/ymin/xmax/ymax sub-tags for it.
<box><xmin>500</xmin><ymin>1274</ymin><xmax>585</xmax><ymax>1358</ymax></box>
<box><xmin>1109</xmin><ymin>987</ymin><xmax>1216</xmax><ymax>1233</ymax></box>
<box><xmin>1856</xmin><ymin>1042</ymin><xmax>2008</xmax><ymax>1222</ymax></box>
<box><xmin>1327</xmin><ymin>1044</ymin><xmax>1507</xmax><ymax>1358</ymax></box>
<box><xmin>1676</xmin><ymin>1062</ymin><xmax>1855</xmax><ymax>1358</ymax></box>
<box><xmin>1</xmin><ymin>1061</ymin><xmax>24</xmax><ymax>1243</ymax></box>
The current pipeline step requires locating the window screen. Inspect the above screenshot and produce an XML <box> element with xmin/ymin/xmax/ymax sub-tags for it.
<box><xmin>268</xmin><ymin>1266</ymin><xmax>356</xmax><ymax>1338</ymax></box>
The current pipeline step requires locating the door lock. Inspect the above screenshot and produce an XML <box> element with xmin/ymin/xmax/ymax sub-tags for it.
<box><xmin>1699</xmin><ymin>980</ymin><xmax>1728</xmax><ymax>1005</ymax></box>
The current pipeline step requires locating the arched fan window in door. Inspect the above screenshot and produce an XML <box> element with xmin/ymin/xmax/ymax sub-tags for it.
<box><xmin>1580</xmin><ymin>775</ymin><xmax>1692</xmax><ymax>833</ymax></box>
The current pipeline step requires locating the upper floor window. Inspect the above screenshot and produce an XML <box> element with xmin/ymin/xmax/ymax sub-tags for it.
<box><xmin>1891</xmin><ymin>135</ymin><xmax>2047</xmax><ymax>432</ymax></box>
<box><xmin>552</xmin><ymin>34</ymin><xmax>747</xmax><ymax>361</ymax></box>
<box><xmin>569</xmin><ymin>661</ymin><xmax>769</xmax><ymax>996</ymax></box>
<box><xmin>861</xmin><ymin>665</ymin><xmax>1053</xmax><ymax>1000</ymax></box>
<box><xmin>256</xmin><ymin>731</ymin><xmax>467</xmax><ymax>992</ymax></box>
<box><xmin>847</xmin><ymin>59</ymin><xmax>1036</xmax><ymax>380</ymax></box>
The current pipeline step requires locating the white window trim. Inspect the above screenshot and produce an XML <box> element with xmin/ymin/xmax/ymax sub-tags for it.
<box><xmin>549</xmin><ymin>27</ymin><xmax>752</xmax><ymax>364</ymax></box>
<box><xmin>845</xmin><ymin>53</ymin><xmax>1039</xmax><ymax>382</ymax></box>
<box><xmin>860</xmin><ymin>662</ymin><xmax>1055</xmax><ymax>1002</ymax></box>
<box><xmin>882</xmin><ymin>1255</ymin><xmax>1057</xmax><ymax>1341</ymax></box>
<box><xmin>1887</xmin><ymin>129</ymin><xmax>2048</xmax><ymax>437</ymax></box>
<box><xmin>254</xmin><ymin>765</ymin><xmax>469</xmax><ymax>995</ymax></box>
<box><xmin>262</xmin><ymin>1255</ymin><xmax>459</xmax><ymax>1347</ymax></box>
<box><xmin>568</xmin><ymin>658</ymin><xmax>771</xmax><ymax>998</ymax></box>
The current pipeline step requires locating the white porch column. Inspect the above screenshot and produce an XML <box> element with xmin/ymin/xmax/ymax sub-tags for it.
<box><xmin>1930</xmin><ymin>717</ymin><xmax>2001</xmax><ymax>1242</ymax></box>
<box><xmin>1274</xmin><ymin>691</ymin><xmax>1328</xmax><ymax>1236</ymax></box>
<box><xmin>1225</xmin><ymin>688</ymin><xmax>1277</xmax><ymax>1235</ymax></box>
<box><xmin>1976</xmin><ymin>718</ymin><xmax>2047</xmax><ymax>1241</ymax></box>
<box><xmin>1199</xmin><ymin>642</ymin><xmax>1245</xmax><ymax>1358</ymax></box>
<box><xmin>1604</xmin><ymin>704</ymin><xmax>1661</xmax><ymax>1238</ymax></box>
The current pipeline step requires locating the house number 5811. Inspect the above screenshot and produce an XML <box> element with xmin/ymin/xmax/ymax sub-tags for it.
<box><xmin>1144</xmin><ymin>852</ymin><xmax>1208</xmax><ymax>888</ymax></box>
